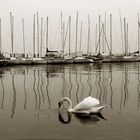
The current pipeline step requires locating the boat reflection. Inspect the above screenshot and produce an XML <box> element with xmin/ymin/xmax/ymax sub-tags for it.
<box><xmin>58</xmin><ymin>110</ymin><xmax>106</xmax><ymax>126</ymax></box>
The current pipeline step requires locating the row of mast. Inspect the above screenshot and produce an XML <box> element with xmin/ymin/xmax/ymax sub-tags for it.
<box><xmin>0</xmin><ymin>12</ymin><xmax>140</xmax><ymax>58</ymax></box>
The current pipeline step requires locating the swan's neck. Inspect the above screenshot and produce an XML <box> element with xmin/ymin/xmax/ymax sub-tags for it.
<box><xmin>63</xmin><ymin>97</ymin><xmax>73</xmax><ymax>112</ymax></box>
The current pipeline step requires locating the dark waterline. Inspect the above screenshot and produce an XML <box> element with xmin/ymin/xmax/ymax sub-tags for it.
<box><xmin>0</xmin><ymin>63</ymin><xmax>140</xmax><ymax>140</ymax></box>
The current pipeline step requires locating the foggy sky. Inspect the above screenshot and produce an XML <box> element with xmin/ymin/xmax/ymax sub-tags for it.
<box><xmin>0</xmin><ymin>0</ymin><xmax>140</xmax><ymax>55</ymax></box>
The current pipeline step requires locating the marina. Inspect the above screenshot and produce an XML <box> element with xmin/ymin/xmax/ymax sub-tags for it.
<box><xmin>0</xmin><ymin>11</ymin><xmax>140</xmax><ymax>66</ymax></box>
<box><xmin>1</xmin><ymin>0</ymin><xmax>140</xmax><ymax>140</ymax></box>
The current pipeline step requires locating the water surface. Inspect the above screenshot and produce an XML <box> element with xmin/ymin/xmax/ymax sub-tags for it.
<box><xmin>0</xmin><ymin>63</ymin><xmax>140</xmax><ymax>140</ymax></box>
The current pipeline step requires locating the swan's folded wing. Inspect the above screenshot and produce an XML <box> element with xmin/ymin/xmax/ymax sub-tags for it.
<box><xmin>82</xmin><ymin>97</ymin><xmax>100</xmax><ymax>106</ymax></box>
<box><xmin>73</xmin><ymin>96</ymin><xmax>100</xmax><ymax>111</ymax></box>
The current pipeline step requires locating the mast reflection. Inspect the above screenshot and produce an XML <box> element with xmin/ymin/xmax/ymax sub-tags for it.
<box><xmin>61</xmin><ymin>71</ymin><xmax>65</xmax><ymax>97</ymax></box>
<box><xmin>109</xmin><ymin>65</ymin><xmax>113</xmax><ymax>109</ymax></box>
<box><xmin>11</xmin><ymin>74</ymin><xmax>16</xmax><ymax>118</ymax></box>
<box><xmin>75</xmin><ymin>68</ymin><xmax>79</xmax><ymax>103</ymax></box>
<box><xmin>68</xmin><ymin>69</ymin><xmax>72</xmax><ymax>99</ymax></box>
<box><xmin>33</xmin><ymin>69</ymin><xmax>38</xmax><ymax>109</ymax></box>
<box><xmin>137</xmin><ymin>63</ymin><xmax>140</xmax><ymax>111</ymax></box>
<box><xmin>123</xmin><ymin>64</ymin><xmax>129</xmax><ymax>107</ymax></box>
<box><xmin>37</xmin><ymin>69</ymin><xmax>41</xmax><ymax>109</ymax></box>
<box><xmin>24</xmin><ymin>69</ymin><xmax>27</xmax><ymax>110</ymax></box>
<box><xmin>102</xmin><ymin>70</ymin><xmax>108</xmax><ymax>105</ymax></box>
<box><xmin>0</xmin><ymin>77</ymin><xmax>5</xmax><ymax>109</ymax></box>
<box><xmin>87</xmin><ymin>68</ymin><xmax>92</xmax><ymax>96</ymax></box>
<box><xmin>119</xmin><ymin>71</ymin><xmax>124</xmax><ymax>114</ymax></box>
<box><xmin>80</xmin><ymin>69</ymin><xmax>84</xmax><ymax>100</ymax></box>
<box><xmin>46</xmin><ymin>72</ymin><xmax>51</xmax><ymax>109</ymax></box>
<box><xmin>40</xmin><ymin>70</ymin><xmax>45</xmax><ymax>103</ymax></box>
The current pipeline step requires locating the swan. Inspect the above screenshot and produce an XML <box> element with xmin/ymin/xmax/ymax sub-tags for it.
<box><xmin>58</xmin><ymin>96</ymin><xmax>106</xmax><ymax>114</ymax></box>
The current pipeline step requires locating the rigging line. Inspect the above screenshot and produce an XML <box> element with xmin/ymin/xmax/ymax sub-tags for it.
<box><xmin>95</xmin><ymin>24</ymin><xmax>104</xmax><ymax>52</ymax></box>
<box><xmin>97</xmin><ymin>16</ymin><xmax>111</xmax><ymax>53</ymax></box>
<box><xmin>51</xmin><ymin>22</ymin><xmax>60</xmax><ymax>50</ymax></box>
<box><xmin>41</xmin><ymin>20</ymin><xmax>47</xmax><ymax>49</ymax></box>
<box><xmin>63</xmin><ymin>18</ymin><xmax>69</xmax><ymax>52</ymax></box>
<box><xmin>102</xmin><ymin>24</ymin><xmax>111</xmax><ymax>53</ymax></box>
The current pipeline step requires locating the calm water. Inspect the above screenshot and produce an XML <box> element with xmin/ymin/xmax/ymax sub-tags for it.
<box><xmin>0</xmin><ymin>63</ymin><xmax>140</xmax><ymax>140</ymax></box>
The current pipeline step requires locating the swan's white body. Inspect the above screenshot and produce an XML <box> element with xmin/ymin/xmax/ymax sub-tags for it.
<box><xmin>59</xmin><ymin>96</ymin><xmax>106</xmax><ymax>114</ymax></box>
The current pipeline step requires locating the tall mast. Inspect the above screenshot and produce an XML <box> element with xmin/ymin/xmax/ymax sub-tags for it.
<box><xmin>119</xmin><ymin>9</ymin><xmax>124</xmax><ymax>53</ymax></box>
<box><xmin>60</xmin><ymin>12</ymin><xmax>63</xmax><ymax>53</ymax></box>
<box><xmin>95</xmin><ymin>24</ymin><xmax>97</xmax><ymax>52</ymax></box>
<box><xmin>10</xmin><ymin>12</ymin><xmax>14</xmax><ymax>56</ymax></box>
<box><xmin>126</xmin><ymin>23</ymin><xmax>129</xmax><ymax>53</ymax></box>
<box><xmin>36</xmin><ymin>12</ymin><xmax>39</xmax><ymax>57</ymax></box>
<box><xmin>102</xmin><ymin>23</ymin><xmax>105</xmax><ymax>54</ymax></box>
<box><xmin>98</xmin><ymin>15</ymin><xmax>101</xmax><ymax>53</ymax></box>
<box><xmin>46</xmin><ymin>17</ymin><xmax>48</xmax><ymax>54</ymax></box>
<box><xmin>110</xmin><ymin>14</ymin><xmax>112</xmax><ymax>55</ymax></box>
<box><xmin>79</xmin><ymin>21</ymin><xmax>83</xmax><ymax>53</ymax></box>
<box><xmin>62</xmin><ymin>22</ymin><xmax>65</xmax><ymax>55</ymax></box>
<box><xmin>124</xmin><ymin>18</ymin><xmax>127</xmax><ymax>56</ymax></box>
<box><xmin>22</xmin><ymin>18</ymin><xmax>25</xmax><ymax>57</ymax></box>
<box><xmin>69</xmin><ymin>16</ymin><xmax>71</xmax><ymax>56</ymax></box>
<box><xmin>75</xmin><ymin>11</ymin><xmax>78</xmax><ymax>56</ymax></box>
<box><xmin>40</xmin><ymin>17</ymin><xmax>43</xmax><ymax>57</ymax></box>
<box><xmin>138</xmin><ymin>13</ymin><xmax>140</xmax><ymax>55</ymax></box>
<box><xmin>104</xmin><ymin>12</ymin><xmax>106</xmax><ymax>54</ymax></box>
<box><xmin>0</xmin><ymin>18</ymin><xmax>1</xmax><ymax>54</ymax></box>
<box><xmin>33</xmin><ymin>14</ymin><xmax>35</xmax><ymax>57</ymax></box>
<box><xmin>87</xmin><ymin>15</ymin><xmax>90</xmax><ymax>55</ymax></box>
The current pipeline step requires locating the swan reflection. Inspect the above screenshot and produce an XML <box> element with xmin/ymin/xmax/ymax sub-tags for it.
<box><xmin>58</xmin><ymin>110</ymin><xmax>106</xmax><ymax>126</ymax></box>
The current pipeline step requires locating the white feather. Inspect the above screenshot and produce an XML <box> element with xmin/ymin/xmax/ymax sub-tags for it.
<box><xmin>73</xmin><ymin>96</ymin><xmax>100</xmax><ymax>111</ymax></box>
<box><xmin>59</xmin><ymin>96</ymin><xmax>106</xmax><ymax>114</ymax></box>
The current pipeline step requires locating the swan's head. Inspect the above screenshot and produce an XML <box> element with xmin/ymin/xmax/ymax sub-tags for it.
<box><xmin>58</xmin><ymin>97</ymin><xmax>72</xmax><ymax>109</ymax></box>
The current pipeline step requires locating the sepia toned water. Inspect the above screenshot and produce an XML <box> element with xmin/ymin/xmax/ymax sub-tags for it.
<box><xmin>0</xmin><ymin>63</ymin><xmax>140</xmax><ymax>140</ymax></box>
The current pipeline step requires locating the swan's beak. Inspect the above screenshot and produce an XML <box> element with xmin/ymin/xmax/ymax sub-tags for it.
<box><xmin>58</xmin><ymin>102</ymin><xmax>61</xmax><ymax>108</ymax></box>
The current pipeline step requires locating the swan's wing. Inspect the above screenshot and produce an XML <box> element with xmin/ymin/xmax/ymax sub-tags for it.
<box><xmin>73</xmin><ymin>96</ymin><xmax>100</xmax><ymax>111</ymax></box>
<box><xmin>82</xmin><ymin>96</ymin><xmax>100</xmax><ymax>106</ymax></box>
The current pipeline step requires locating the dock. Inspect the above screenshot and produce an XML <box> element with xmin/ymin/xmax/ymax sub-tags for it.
<box><xmin>0</xmin><ymin>57</ymin><xmax>96</xmax><ymax>66</ymax></box>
